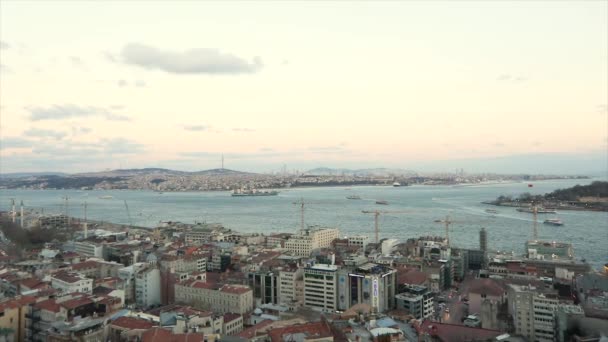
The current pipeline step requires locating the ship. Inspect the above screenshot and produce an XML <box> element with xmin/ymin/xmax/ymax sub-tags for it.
<box><xmin>231</xmin><ymin>189</ymin><xmax>279</xmax><ymax>197</ymax></box>
<box><xmin>392</xmin><ymin>182</ymin><xmax>401</xmax><ymax>187</ymax></box>
<box><xmin>376</xmin><ymin>200</ymin><xmax>389</xmax><ymax>205</ymax></box>
<box><xmin>98</xmin><ymin>195</ymin><xmax>113</xmax><ymax>199</ymax></box>
<box><xmin>346</xmin><ymin>195</ymin><xmax>361</xmax><ymax>200</ymax></box>
<box><xmin>543</xmin><ymin>218</ymin><xmax>564</xmax><ymax>226</ymax></box>
<box><xmin>485</xmin><ymin>209</ymin><xmax>498</xmax><ymax>214</ymax></box>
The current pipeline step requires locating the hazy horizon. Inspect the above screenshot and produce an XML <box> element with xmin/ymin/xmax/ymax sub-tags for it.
<box><xmin>1</xmin><ymin>2</ymin><xmax>606</xmax><ymax>174</ymax></box>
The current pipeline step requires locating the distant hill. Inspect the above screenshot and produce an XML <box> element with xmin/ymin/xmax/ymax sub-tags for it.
<box><xmin>0</xmin><ymin>172</ymin><xmax>69</xmax><ymax>178</ymax></box>
<box><xmin>191</xmin><ymin>168</ymin><xmax>255</xmax><ymax>176</ymax></box>
<box><xmin>305</xmin><ymin>167</ymin><xmax>418</xmax><ymax>177</ymax></box>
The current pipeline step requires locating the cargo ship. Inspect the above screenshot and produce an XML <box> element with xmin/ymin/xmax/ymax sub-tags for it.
<box><xmin>231</xmin><ymin>189</ymin><xmax>279</xmax><ymax>197</ymax></box>
<box><xmin>376</xmin><ymin>200</ymin><xmax>389</xmax><ymax>205</ymax></box>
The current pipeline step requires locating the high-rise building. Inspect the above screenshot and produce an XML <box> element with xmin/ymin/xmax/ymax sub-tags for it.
<box><xmin>507</xmin><ymin>284</ymin><xmax>564</xmax><ymax>342</ymax></box>
<box><xmin>337</xmin><ymin>263</ymin><xmax>397</xmax><ymax>313</ymax></box>
<box><xmin>278</xmin><ymin>266</ymin><xmax>304</xmax><ymax>306</ymax></box>
<box><xmin>303</xmin><ymin>264</ymin><xmax>338</xmax><ymax>312</ymax></box>
<box><xmin>135</xmin><ymin>266</ymin><xmax>161</xmax><ymax>308</ymax></box>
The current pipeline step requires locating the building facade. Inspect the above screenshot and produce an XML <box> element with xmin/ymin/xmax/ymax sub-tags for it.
<box><xmin>285</xmin><ymin>228</ymin><xmax>339</xmax><ymax>257</ymax></box>
<box><xmin>303</xmin><ymin>264</ymin><xmax>338</xmax><ymax>312</ymax></box>
<box><xmin>337</xmin><ymin>263</ymin><xmax>397</xmax><ymax>313</ymax></box>
<box><xmin>395</xmin><ymin>285</ymin><xmax>434</xmax><ymax>319</ymax></box>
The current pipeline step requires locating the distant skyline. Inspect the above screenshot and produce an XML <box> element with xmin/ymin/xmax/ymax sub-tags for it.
<box><xmin>1</xmin><ymin>1</ymin><xmax>607</xmax><ymax>174</ymax></box>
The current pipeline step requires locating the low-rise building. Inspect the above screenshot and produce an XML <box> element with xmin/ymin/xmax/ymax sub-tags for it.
<box><xmin>51</xmin><ymin>272</ymin><xmax>93</xmax><ymax>294</ymax></box>
<box><xmin>174</xmin><ymin>280</ymin><xmax>253</xmax><ymax>314</ymax></box>
<box><xmin>285</xmin><ymin>227</ymin><xmax>339</xmax><ymax>257</ymax></box>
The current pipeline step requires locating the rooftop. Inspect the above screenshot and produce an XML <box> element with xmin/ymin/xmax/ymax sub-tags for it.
<box><xmin>268</xmin><ymin>321</ymin><xmax>334</xmax><ymax>342</ymax></box>
<box><xmin>417</xmin><ymin>320</ymin><xmax>503</xmax><ymax>342</ymax></box>
<box><xmin>306</xmin><ymin>263</ymin><xmax>338</xmax><ymax>271</ymax></box>
<box><xmin>111</xmin><ymin>316</ymin><xmax>156</xmax><ymax>330</ymax></box>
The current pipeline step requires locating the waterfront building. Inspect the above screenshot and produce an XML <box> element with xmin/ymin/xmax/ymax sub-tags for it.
<box><xmin>347</xmin><ymin>235</ymin><xmax>369</xmax><ymax>250</ymax></box>
<box><xmin>395</xmin><ymin>284</ymin><xmax>434</xmax><ymax>319</ymax></box>
<box><xmin>526</xmin><ymin>240</ymin><xmax>574</xmax><ymax>260</ymax></box>
<box><xmin>337</xmin><ymin>262</ymin><xmax>397</xmax><ymax>313</ymax></box>
<box><xmin>285</xmin><ymin>227</ymin><xmax>340</xmax><ymax>257</ymax></box>
<box><xmin>303</xmin><ymin>264</ymin><xmax>338</xmax><ymax>312</ymax></box>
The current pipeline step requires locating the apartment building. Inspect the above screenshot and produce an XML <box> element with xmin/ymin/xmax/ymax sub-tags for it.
<box><xmin>303</xmin><ymin>264</ymin><xmax>338</xmax><ymax>312</ymax></box>
<box><xmin>174</xmin><ymin>280</ymin><xmax>253</xmax><ymax>314</ymax></box>
<box><xmin>508</xmin><ymin>284</ymin><xmax>562</xmax><ymax>342</ymax></box>
<box><xmin>73</xmin><ymin>241</ymin><xmax>104</xmax><ymax>258</ymax></box>
<box><xmin>347</xmin><ymin>235</ymin><xmax>369</xmax><ymax>250</ymax></box>
<box><xmin>285</xmin><ymin>227</ymin><xmax>339</xmax><ymax>257</ymax></box>
<box><xmin>395</xmin><ymin>285</ymin><xmax>434</xmax><ymax>319</ymax></box>
<box><xmin>160</xmin><ymin>254</ymin><xmax>207</xmax><ymax>273</ymax></box>
<box><xmin>135</xmin><ymin>266</ymin><xmax>161</xmax><ymax>308</ymax></box>
<box><xmin>51</xmin><ymin>272</ymin><xmax>93</xmax><ymax>294</ymax></box>
<box><xmin>278</xmin><ymin>266</ymin><xmax>304</xmax><ymax>306</ymax></box>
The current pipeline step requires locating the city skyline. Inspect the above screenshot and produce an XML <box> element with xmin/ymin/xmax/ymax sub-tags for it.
<box><xmin>1</xmin><ymin>1</ymin><xmax>607</xmax><ymax>174</ymax></box>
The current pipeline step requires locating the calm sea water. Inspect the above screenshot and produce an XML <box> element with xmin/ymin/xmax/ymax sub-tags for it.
<box><xmin>2</xmin><ymin>179</ymin><xmax>607</xmax><ymax>269</ymax></box>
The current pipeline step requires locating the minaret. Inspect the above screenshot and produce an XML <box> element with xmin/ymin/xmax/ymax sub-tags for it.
<box><xmin>480</xmin><ymin>227</ymin><xmax>487</xmax><ymax>252</ymax></box>
<box><xmin>20</xmin><ymin>200</ymin><xmax>24</xmax><ymax>228</ymax></box>
<box><xmin>11</xmin><ymin>199</ymin><xmax>16</xmax><ymax>223</ymax></box>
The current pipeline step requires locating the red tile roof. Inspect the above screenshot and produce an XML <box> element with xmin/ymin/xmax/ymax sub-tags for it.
<box><xmin>19</xmin><ymin>277</ymin><xmax>48</xmax><ymax>290</ymax></box>
<box><xmin>235</xmin><ymin>320</ymin><xmax>274</xmax><ymax>339</ymax></box>
<box><xmin>142</xmin><ymin>328</ymin><xmax>204</xmax><ymax>342</ymax></box>
<box><xmin>220</xmin><ymin>285</ymin><xmax>251</xmax><ymax>295</ymax></box>
<box><xmin>52</xmin><ymin>272</ymin><xmax>86</xmax><ymax>283</ymax></box>
<box><xmin>71</xmin><ymin>260</ymin><xmax>98</xmax><ymax>271</ymax></box>
<box><xmin>223</xmin><ymin>313</ymin><xmax>241</xmax><ymax>323</ymax></box>
<box><xmin>0</xmin><ymin>296</ymin><xmax>36</xmax><ymax>312</ymax></box>
<box><xmin>60</xmin><ymin>296</ymin><xmax>94</xmax><ymax>309</ymax></box>
<box><xmin>417</xmin><ymin>320</ymin><xmax>502</xmax><ymax>342</ymax></box>
<box><xmin>34</xmin><ymin>298</ymin><xmax>61</xmax><ymax>313</ymax></box>
<box><xmin>268</xmin><ymin>321</ymin><xmax>333</xmax><ymax>342</ymax></box>
<box><xmin>469</xmin><ymin>278</ymin><xmax>506</xmax><ymax>297</ymax></box>
<box><xmin>111</xmin><ymin>316</ymin><xmax>156</xmax><ymax>330</ymax></box>
<box><xmin>398</xmin><ymin>269</ymin><xmax>428</xmax><ymax>285</ymax></box>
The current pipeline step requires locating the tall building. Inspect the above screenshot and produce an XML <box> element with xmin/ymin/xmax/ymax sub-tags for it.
<box><xmin>285</xmin><ymin>227</ymin><xmax>340</xmax><ymax>257</ymax></box>
<box><xmin>507</xmin><ymin>284</ymin><xmax>563</xmax><ymax>342</ymax></box>
<box><xmin>135</xmin><ymin>266</ymin><xmax>161</xmax><ymax>308</ymax></box>
<box><xmin>337</xmin><ymin>263</ymin><xmax>397</xmax><ymax>313</ymax></box>
<box><xmin>278</xmin><ymin>266</ymin><xmax>304</xmax><ymax>306</ymax></box>
<box><xmin>248</xmin><ymin>271</ymin><xmax>279</xmax><ymax>305</ymax></box>
<box><xmin>303</xmin><ymin>264</ymin><xmax>338</xmax><ymax>312</ymax></box>
<box><xmin>480</xmin><ymin>228</ymin><xmax>487</xmax><ymax>252</ymax></box>
<box><xmin>395</xmin><ymin>285</ymin><xmax>434</xmax><ymax>319</ymax></box>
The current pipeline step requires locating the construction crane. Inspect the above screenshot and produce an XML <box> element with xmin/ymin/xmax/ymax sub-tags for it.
<box><xmin>292</xmin><ymin>198</ymin><xmax>324</xmax><ymax>231</ymax></box>
<box><xmin>362</xmin><ymin>210</ymin><xmax>417</xmax><ymax>244</ymax></box>
<box><xmin>434</xmin><ymin>214</ymin><xmax>491</xmax><ymax>246</ymax></box>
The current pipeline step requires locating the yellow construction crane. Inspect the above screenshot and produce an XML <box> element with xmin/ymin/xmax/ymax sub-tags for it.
<box><xmin>434</xmin><ymin>214</ymin><xmax>491</xmax><ymax>246</ymax></box>
<box><xmin>361</xmin><ymin>210</ymin><xmax>417</xmax><ymax>244</ymax></box>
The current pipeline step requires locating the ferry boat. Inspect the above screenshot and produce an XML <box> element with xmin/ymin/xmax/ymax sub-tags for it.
<box><xmin>543</xmin><ymin>218</ymin><xmax>564</xmax><ymax>226</ymax></box>
<box><xmin>231</xmin><ymin>189</ymin><xmax>279</xmax><ymax>197</ymax></box>
<box><xmin>346</xmin><ymin>195</ymin><xmax>361</xmax><ymax>200</ymax></box>
<box><xmin>392</xmin><ymin>182</ymin><xmax>401</xmax><ymax>187</ymax></box>
<box><xmin>98</xmin><ymin>195</ymin><xmax>113</xmax><ymax>199</ymax></box>
<box><xmin>375</xmin><ymin>200</ymin><xmax>389</xmax><ymax>205</ymax></box>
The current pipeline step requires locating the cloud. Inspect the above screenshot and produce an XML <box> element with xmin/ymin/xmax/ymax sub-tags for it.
<box><xmin>597</xmin><ymin>104</ymin><xmax>608</xmax><ymax>114</ymax></box>
<box><xmin>0</xmin><ymin>41</ymin><xmax>9</xmax><ymax>50</ymax></box>
<box><xmin>71</xmin><ymin>126</ymin><xmax>92</xmax><ymax>135</ymax></box>
<box><xmin>232</xmin><ymin>127</ymin><xmax>256</xmax><ymax>133</ymax></box>
<box><xmin>183</xmin><ymin>125</ymin><xmax>210</xmax><ymax>132</ymax></box>
<box><xmin>1</xmin><ymin>137</ymin><xmax>32</xmax><ymax>149</ymax></box>
<box><xmin>308</xmin><ymin>145</ymin><xmax>349</xmax><ymax>154</ymax></box>
<box><xmin>30</xmin><ymin>137</ymin><xmax>144</xmax><ymax>156</ymax></box>
<box><xmin>69</xmin><ymin>56</ymin><xmax>84</xmax><ymax>68</ymax></box>
<box><xmin>493</xmin><ymin>142</ymin><xmax>505</xmax><ymax>148</ymax></box>
<box><xmin>120</xmin><ymin>43</ymin><xmax>263</xmax><ymax>74</ymax></box>
<box><xmin>101</xmin><ymin>137</ymin><xmax>145</xmax><ymax>154</ymax></box>
<box><xmin>23</xmin><ymin>128</ymin><xmax>67</xmax><ymax>140</ymax></box>
<box><xmin>25</xmin><ymin>104</ymin><xmax>130</xmax><ymax>121</ymax></box>
<box><xmin>259</xmin><ymin>147</ymin><xmax>275</xmax><ymax>152</ymax></box>
<box><xmin>497</xmin><ymin>74</ymin><xmax>528</xmax><ymax>82</ymax></box>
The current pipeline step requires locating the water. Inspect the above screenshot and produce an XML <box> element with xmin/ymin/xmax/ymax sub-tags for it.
<box><xmin>2</xmin><ymin>179</ymin><xmax>607</xmax><ymax>269</ymax></box>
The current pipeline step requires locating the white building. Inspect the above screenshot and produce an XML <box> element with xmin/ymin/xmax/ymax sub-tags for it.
<box><xmin>278</xmin><ymin>266</ymin><xmax>304</xmax><ymax>306</ymax></box>
<box><xmin>303</xmin><ymin>264</ymin><xmax>338</xmax><ymax>312</ymax></box>
<box><xmin>51</xmin><ymin>272</ymin><xmax>93</xmax><ymax>294</ymax></box>
<box><xmin>135</xmin><ymin>266</ymin><xmax>161</xmax><ymax>308</ymax></box>
<box><xmin>73</xmin><ymin>241</ymin><xmax>104</xmax><ymax>258</ymax></box>
<box><xmin>285</xmin><ymin>227</ymin><xmax>340</xmax><ymax>257</ymax></box>
<box><xmin>348</xmin><ymin>235</ymin><xmax>369</xmax><ymax>250</ymax></box>
<box><xmin>381</xmin><ymin>238</ymin><xmax>399</xmax><ymax>255</ymax></box>
<box><xmin>508</xmin><ymin>284</ymin><xmax>561</xmax><ymax>342</ymax></box>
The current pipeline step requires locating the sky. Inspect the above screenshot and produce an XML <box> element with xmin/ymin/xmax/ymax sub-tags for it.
<box><xmin>1</xmin><ymin>1</ymin><xmax>607</xmax><ymax>174</ymax></box>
